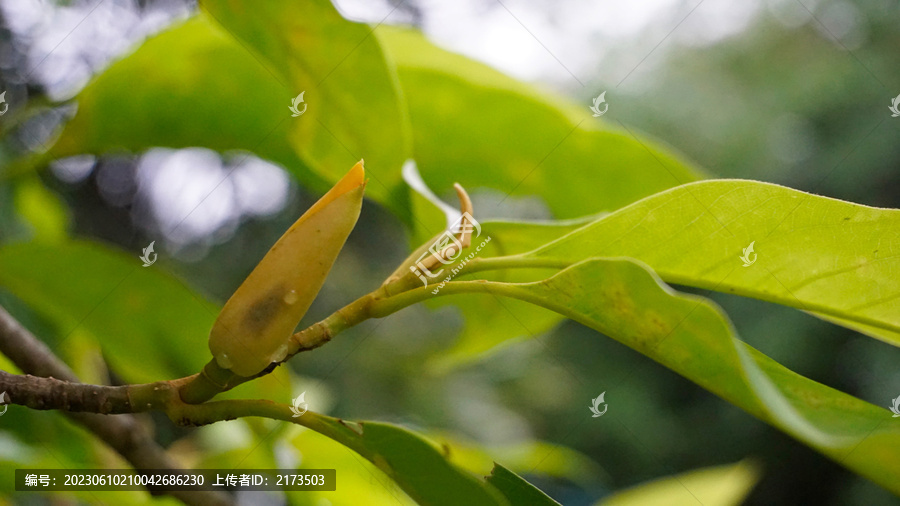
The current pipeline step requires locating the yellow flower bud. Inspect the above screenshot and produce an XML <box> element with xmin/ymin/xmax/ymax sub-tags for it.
<box><xmin>208</xmin><ymin>161</ymin><xmax>366</xmax><ymax>376</ymax></box>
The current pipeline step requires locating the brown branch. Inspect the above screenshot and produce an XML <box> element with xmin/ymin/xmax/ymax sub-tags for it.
<box><xmin>0</xmin><ymin>304</ymin><xmax>232</xmax><ymax>506</ymax></box>
<box><xmin>0</xmin><ymin>370</ymin><xmax>133</xmax><ymax>413</ymax></box>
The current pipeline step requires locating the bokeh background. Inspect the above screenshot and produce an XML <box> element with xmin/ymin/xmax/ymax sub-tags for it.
<box><xmin>1</xmin><ymin>0</ymin><xmax>899</xmax><ymax>504</ymax></box>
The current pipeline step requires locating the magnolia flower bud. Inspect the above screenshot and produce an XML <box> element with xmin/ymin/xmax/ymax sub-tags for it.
<box><xmin>208</xmin><ymin>161</ymin><xmax>366</xmax><ymax>376</ymax></box>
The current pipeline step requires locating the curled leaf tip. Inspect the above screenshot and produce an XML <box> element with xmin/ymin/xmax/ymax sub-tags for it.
<box><xmin>381</xmin><ymin>182</ymin><xmax>480</xmax><ymax>287</ymax></box>
<box><xmin>452</xmin><ymin>183</ymin><xmax>473</xmax><ymax>218</ymax></box>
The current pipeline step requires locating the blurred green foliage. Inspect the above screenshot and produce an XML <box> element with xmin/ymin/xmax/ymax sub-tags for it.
<box><xmin>0</xmin><ymin>0</ymin><xmax>899</xmax><ymax>504</ymax></box>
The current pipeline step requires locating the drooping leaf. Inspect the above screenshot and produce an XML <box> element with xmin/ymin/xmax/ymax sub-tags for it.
<box><xmin>437</xmin><ymin>258</ymin><xmax>900</xmax><ymax>494</ymax></box>
<box><xmin>485</xmin><ymin>463</ymin><xmax>562</xmax><ymax>506</ymax></box>
<box><xmin>596</xmin><ymin>460</ymin><xmax>760</xmax><ymax>506</ymax></box>
<box><xmin>0</xmin><ymin>240</ymin><xmax>217</xmax><ymax>383</ymax></box>
<box><xmin>302</xmin><ymin>415</ymin><xmax>510</xmax><ymax>506</ymax></box>
<box><xmin>521</xmin><ymin>180</ymin><xmax>900</xmax><ymax>345</ymax></box>
<box><xmin>209</xmin><ymin>162</ymin><xmax>365</xmax><ymax>377</ymax></box>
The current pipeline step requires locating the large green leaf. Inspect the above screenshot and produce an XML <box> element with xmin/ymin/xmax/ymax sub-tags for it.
<box><xmin>445</xmin><ymin>259</ymin><xmax>900</xmax><ymax>494</ymax></box>
<box><xmin>430</xmin><ymin>258</ymin><xmax>900</xmax><ymax>494</ymax></box>
<box><xmin>596</xmin><ymin>460</ymin><xmax>759</xmax><ymax>506</ymax></box>
<box><xmin>0</xmin><ymin>240</ymin><xmax>217</xmax><ymax>382</ymax></box>
<box><xmin>198</xmin><ymin>0</ymin><xmax>412</xmax><ymax>218</ymax></box>
<box><xmin>521</xmin><ymin>180</ymin><xmax>900</xmax><ymax>345</ymax></box>
<box><xmin>376</xmin><ymin>26</ymin><xmax>704</xmax><ymax>223</ymax></box>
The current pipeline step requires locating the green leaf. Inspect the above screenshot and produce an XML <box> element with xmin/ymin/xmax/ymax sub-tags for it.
<box><xmin>0</xmin><ymin>240</ymin><xmax>218</xmax><ymax>382</ymax></box>
<box><xmin>486</xmin><ymin>463</ymin><xmax>562</xmax><ymax>506</ymax></box>
<box><xmin>596</xmin><ymin>460</ymin><xmax>760</xmax><ymax>506</ymax></box>
<box><xmin>442</xmin><ymin>258</ymin><xmax>900</xmax><ymax>494</ymax></box>
<box><xmin>523</xmin><ymin>180</ymin><xmax>900</xmax><ymax>345</ymax></box>
<box><xmin>304</xmin><ymin>415</ymin><xmax>510</xmax><ymax>506</ymax></box>
<box><xmin>377</xmin><ymin>26</ymin><xmax>704</xmax><ymax>221</ymax></box>
<box><xmin>199</xmin><ymin>0</ymin><xmax>412</xmax><ymax>219</ymax></box>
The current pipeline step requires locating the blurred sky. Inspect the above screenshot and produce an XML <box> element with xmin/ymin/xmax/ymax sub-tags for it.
<box><xmin>339</xmin><ymin>0</ymin><xmax>763</xmax><ymax>88</ymax></box>
<box><xmin>334</xmin><ymin>0</ymin><xmax>876</xmax><ymax>94</ymax></box>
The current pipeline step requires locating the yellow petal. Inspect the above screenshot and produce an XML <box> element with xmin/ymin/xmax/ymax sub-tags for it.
<box><xmin>208</xmin><ymin>161</ymin><xmax>366</xmax><ymax>376</ymax></box>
